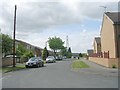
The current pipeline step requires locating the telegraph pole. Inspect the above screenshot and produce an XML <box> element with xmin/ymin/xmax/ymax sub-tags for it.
<box><xmin>13</xmin><ymin>5</ymin><xmax>17</xmax><ymax>67</ymax></box>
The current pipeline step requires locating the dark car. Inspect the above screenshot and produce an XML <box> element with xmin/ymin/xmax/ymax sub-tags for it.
<box><xmin>25</xmin><ymin>57</ymin><xmax>44</xmax><ymax>68</ymax></box>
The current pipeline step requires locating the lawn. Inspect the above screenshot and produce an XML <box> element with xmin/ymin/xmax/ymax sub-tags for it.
<box><xmin>72</xmin><ymin>60</ymin><xmax>90</xmax><ymax>69</ymax></box>
<box><xmin>1</xmin><ymin>64</ymin><xmax>26</xmax><ymax>73</ymax></box>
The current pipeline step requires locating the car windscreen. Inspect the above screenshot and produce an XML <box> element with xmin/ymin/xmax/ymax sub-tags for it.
<box><xmin>29</xmin><ymin>58</ymin><xmax>37</xmax><ymax>61</ymax></box>
<box><xmin>48</xmin><ymin>56</ymin><xmax>54</xmax><ymax>58</ymax></box>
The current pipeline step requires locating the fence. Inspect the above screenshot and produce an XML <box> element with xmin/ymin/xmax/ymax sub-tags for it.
<box><xmin>90</xmin><ymin>51</ymin><xmax>109</xmax><ymax>58</ymax></box>
<box><xmin>2</xmin><ymin>57</ymin><xmax>28</xmax><ymax>67</ymax></box>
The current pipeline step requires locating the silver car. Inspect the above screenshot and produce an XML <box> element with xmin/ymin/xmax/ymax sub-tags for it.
<box><xmin>25</xmin><ymin>57</ymin><xmax>44</xmax><ymax>68</ymax></box>
<box><xmin>46</xmin><ymin>56</ymin><xmax>56</xmax><ymax>63</ymax></box>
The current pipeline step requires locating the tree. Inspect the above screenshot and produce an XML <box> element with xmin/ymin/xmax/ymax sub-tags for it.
<box><xmin>68</xmin><ymin>47</ymin><xmax>71</xmax><ymax>53</ymax></box>
<box><xmin>66</xmin><ymin>47</ymin><xmax>72</xmax><ymax>58</ymax></box>
<box><xmin>16</xmin><ymin>44</ymin><xmax>27</xmax><ymax>57</ymax></box>
<box><xmin>79</xmin><ymin>53</ymin><xmax>83</xmax><ymax>57</ymax></box>
<box><xmin>1</xmin><ymin>34</ymin><xmax>13</xmax><ymax>57</ymax></box>
<box><xmin>60</xmin><ymin>46</ymin><xmax>67</xmax><ymax>56</ymax></box>
<box><xmin>23</xmin><ymin>51</ymin><xmax>34</xmax><ymax>59</ymax></box>
<box><xmin>42</xmin><ymin>47</ymin><xmax>49</xmax><ymax>60</ymax></box>
<box><xmin>16</xmin><ymin>44</ymin><xmax>34</xmax><ymax>59</ymax></box>
<box><xmin>48</xmin><ymin>37</ymin><xmax>64</xmax><ymax>58</ymax></box>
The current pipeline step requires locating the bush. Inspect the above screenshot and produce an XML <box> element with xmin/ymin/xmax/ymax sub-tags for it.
<box><xmin>42</xmin><ymin>47</ymin><xmax>49</xmax><ymax>60</ymax></box>
<box><xmin>23</xmin><ymin>51</ymin><xmax>34</xmax><ymax>59</ymax></box>
<box><xmin>66</xmin><ymin>52</ymin><xmax>72</xmax><ymax>58</ymax></box>
<box><xmin>112</xmin><ymin>64</ymin><xmax>117</xmax><ymax>68</ymax></box>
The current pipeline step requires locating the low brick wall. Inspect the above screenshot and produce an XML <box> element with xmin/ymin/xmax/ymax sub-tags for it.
<box><xmin>2</xmin><ymin>57</ymin><xmax>13</xmax><ymax>67</ymax></box>
<box><xmin>2</xmin><ymin>57</ymin><xmax>28</xmax><ymax>67</ymax></box>
<box><xmin>89</xmin><ymin>57</ymin><xmax>119</xmax><ymax>68</ymax></box>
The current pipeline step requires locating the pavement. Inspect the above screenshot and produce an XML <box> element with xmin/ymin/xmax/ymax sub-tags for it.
<box><xmin>2</xmin><ymin>59</ymin><xmax>118</xmax><ymax>88</ymax></box>
<box><xmin>73</xmin><ymin>58</ymin><xmax>118</xmax><ymax>77</ymax></box>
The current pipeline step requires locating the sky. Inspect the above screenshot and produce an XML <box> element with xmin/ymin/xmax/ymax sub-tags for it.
<box><xmin>0</xmin><ymin>0</ymin><xmax>119</xmax><ymax>53</ymax></box>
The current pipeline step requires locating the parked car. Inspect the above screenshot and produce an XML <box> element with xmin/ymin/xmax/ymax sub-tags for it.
<box><xmin>25</xmin><ymin>57</ymin><xmax>44</xmax><ymax>68</ymax></box>
<box><xmin>46</xmin><ymin>56</ymin><xmax>56</xmax><ymax>63</ymax></box>
<box><xmin>62</xmin><ymin>56</ymin><xmax>67</xmax><ymax>59</ymax></box>
<box><xmin>5</xmin><ymin>54</ymin><xmax>18</xmax><ymax>58</ymax></box>
<box><xmin>55</xmin><ymin>56</ymin><xmax>62</xmax><ymax>60</ymax></box>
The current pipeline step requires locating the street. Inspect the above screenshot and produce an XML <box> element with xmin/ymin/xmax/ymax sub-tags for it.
<box><xmin>2</xmin><ymin>59</ymin><xmax>118</xmax><ymax>88</ymax></box>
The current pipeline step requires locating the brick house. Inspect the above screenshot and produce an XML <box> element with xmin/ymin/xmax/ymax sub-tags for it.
<box><xmin>100</xmin><ymin>12</ymin><xmax>120</xmax><ymax>58</ymax></box>
<box><xmin>93</xmin><ymin>37</ymin><xmax>101</xmax><ymax>53</ymax></box>
<box><xmin>89</xmin><ymin>12</ymin><xmax>120</xmax><ymax>68</ymax></box>
<box><xmin>16</xmin><ymin>40</ymin><xmax>43</xmax><ymax>57</ymax></box>
<box><xmin>87</xmin><ymin>49</ymin><xmax>94</xmax><ymax>56</ymax></box>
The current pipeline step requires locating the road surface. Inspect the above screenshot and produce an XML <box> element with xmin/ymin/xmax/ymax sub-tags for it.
<box><xmin>2</xmin><ymin>59</ymin><xmax>118</xmax><ymax>88</ymax></box>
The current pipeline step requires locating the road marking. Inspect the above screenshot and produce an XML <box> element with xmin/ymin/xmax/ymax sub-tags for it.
<box><xmin>0</xmin><ymin>75</ymin><xmax>12</xmax><ymax>81</ymax></box>
<box><xmin>0</xmin><ymin>77</ymin><xmax>5</xmax><ymax>81</ymax></box>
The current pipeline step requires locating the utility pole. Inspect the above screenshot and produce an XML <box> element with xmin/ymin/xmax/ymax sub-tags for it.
<box><xmin>13</xmin><ymin>5</ymin><xmax>17</xmax><ymax>67</ymax></box>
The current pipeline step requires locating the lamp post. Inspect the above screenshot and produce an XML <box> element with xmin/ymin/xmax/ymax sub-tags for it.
<box><xmin>13</xmin><ymin>5</ymin><xmax>17</xmax><ymax>67</ymax></box>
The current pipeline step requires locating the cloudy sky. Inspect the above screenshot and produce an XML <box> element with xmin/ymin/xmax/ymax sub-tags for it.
<box><xmin>0</xmin><ymin>0</ymin><xmax>119</xmax><ymax>53</ymax></box>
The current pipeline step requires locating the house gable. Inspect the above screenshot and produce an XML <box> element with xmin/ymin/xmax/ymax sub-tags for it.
<box><xmin>100</xmin><ymin>12</ymin><xmax>117</xmax><ymax>58</ymax></box>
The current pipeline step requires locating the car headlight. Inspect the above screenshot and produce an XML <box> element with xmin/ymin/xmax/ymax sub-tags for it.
<box><xmin>26</xmin><ymin>62</ymin><xmax>28</xmax><ymax>65</ymax></box>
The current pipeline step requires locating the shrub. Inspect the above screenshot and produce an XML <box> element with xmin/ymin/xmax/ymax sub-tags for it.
<box><xmin>23</xmin><ymin>51</ymin><xmax>34</xmax><ymax>59</ymax></box>
<box><xmin>112</xmin><ymin>64</ymin><xmax>117</xmax><ymax>68</ymax></box>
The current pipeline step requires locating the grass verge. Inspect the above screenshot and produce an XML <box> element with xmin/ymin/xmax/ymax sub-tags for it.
<box><xmin>2</xmin><ymin>64</ymin><xmax>26</xmax><ymax>73</ymax></box>
<box><xmin>72</xmin><ymin>60</ymin><xmax>90</xmax><ymax>69</ymax></box>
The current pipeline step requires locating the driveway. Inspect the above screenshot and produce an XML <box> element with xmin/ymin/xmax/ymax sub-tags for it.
<box><xmin>2</xmin><ymin>59</ymin><xmax>118</xmax><ymax>88</ymax></box>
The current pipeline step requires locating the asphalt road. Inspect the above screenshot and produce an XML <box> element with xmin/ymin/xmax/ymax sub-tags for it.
<box><xmin>2</xmin><ymin>59</ymin><xmax>118</xmax><ymax>88</ymax></box>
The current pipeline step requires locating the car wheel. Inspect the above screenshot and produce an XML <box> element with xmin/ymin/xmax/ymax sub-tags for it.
<box><xmin>42</xmin><ymin>63</ymin><xmax>44</xmax><ymax>67</ymax></box>
<box><xmin>40</xmin><ymin>63</ymin><xmax>43</xmax><ymax>67</ymax></box>
<box><xmin>37</xmin><ymin>64</ymin><xmax>39</xmax><ymax>68</ymax></box>
<box><xmin>25</xmin><ymin>66</ymin><xmax>28</xmax><ymax>68</ymax></box>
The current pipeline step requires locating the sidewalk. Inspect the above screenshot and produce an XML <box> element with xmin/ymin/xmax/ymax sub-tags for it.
<box><xmin>75</xmin><ymin>58</ymin><xmax>118</xmax><ymax>77</ymax></box>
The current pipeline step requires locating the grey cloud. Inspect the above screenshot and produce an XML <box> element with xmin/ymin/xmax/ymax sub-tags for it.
<box><xmin>77</xmin><ymin>2</ymin><xmax>118</xmax><ymax>20</ymax></box>
<box><xmin>16</xmin><ymin>2</ymin><xmax>80</xmax><ymax>33</ymax></box>
<box><xmin>1</xmin><ymin>1</ymin><xmax>118</xmax><ymax>34</ymax></box>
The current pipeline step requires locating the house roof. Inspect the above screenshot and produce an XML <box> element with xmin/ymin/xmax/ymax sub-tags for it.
<box><xmin>16</xmin><ymin>39</ymin><xmax>43</xmax><ymax>50</ymax></box>
<box><xmin>87</xmin><ymin>49</ymin><xmax>93</xmax><ymax>55</ymax></box>
<box><xmin>87</xmin><ymin>49</ymin><xmax>93</xmax><ymax>52</ymax></box>
<box><xmin>105</xmin><ymin>12</ymin><xmax>120</xmax><ymax>24</ymax></box>
<box><xmin>94</xmin><ymin>37</ymin><xmax>101</xmax><ymax>44</ymax></box>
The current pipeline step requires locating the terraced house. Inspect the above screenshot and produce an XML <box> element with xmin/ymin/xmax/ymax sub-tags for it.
<box><xmin>89</xmin><ymin>12</ymin><xmax>120</xmax><ymax>68</ymax></box>
<box><xmin>16</xmin><ymin>40</ymin><xmax>43</xmax><ymax>57</ymax></box>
